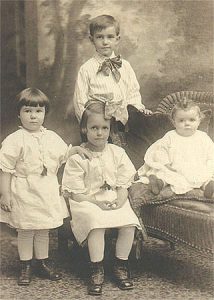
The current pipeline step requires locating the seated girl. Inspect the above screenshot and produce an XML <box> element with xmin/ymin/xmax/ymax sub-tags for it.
<box><xmin>61</xmin><ymin>101</ymin><xmax>143</xmax><ymax>296</ymax></box>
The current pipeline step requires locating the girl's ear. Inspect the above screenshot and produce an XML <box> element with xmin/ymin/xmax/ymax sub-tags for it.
<box><xmin>81</xmin><ymin>128</ymin><xmax>88</xmax><ymax>135</ymax></box>
<box><xmin>89</xmin><ymin>35</ymin><xmax>94</xmax><ymax>44</ymax></box>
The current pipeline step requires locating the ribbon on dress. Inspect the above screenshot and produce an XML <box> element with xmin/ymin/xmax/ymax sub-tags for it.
<box><xmin>97</xmin><ymin>55</ymin><xmax>122</xmax><ymax>82</ymax></box>
<box><xmin>85</xmin><ymin>93</ymin><xmax>123</xmax><ymax>120</ymax></box>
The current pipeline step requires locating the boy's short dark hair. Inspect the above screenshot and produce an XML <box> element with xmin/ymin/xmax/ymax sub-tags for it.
<box><xmin>89</xmin><ymin>15</ymin><xmax>120</xmax><ymax>36</ymax></box>
<box><xmin>16</xmin><ymin>88</ymin><xmax>50</xmax><ymax>114</ymax></box>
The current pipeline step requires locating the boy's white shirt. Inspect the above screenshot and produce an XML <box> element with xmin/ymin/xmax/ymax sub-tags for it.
<box><xmin>73</xmin><ymin>51</ymin><xmax>145</xmax><ymax>124</ymax></box>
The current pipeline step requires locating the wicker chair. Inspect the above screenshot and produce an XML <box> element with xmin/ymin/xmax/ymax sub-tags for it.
<box><xmin>126</xmin><ymin>91</ymin><xmax>214</xmax><ymax>255</ymax></box>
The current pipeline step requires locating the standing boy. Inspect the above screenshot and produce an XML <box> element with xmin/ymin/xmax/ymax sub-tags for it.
<box><xmin>73</xmin><ymin>15</ymin><xmax>152</xmax><ymax>129</ymax></box>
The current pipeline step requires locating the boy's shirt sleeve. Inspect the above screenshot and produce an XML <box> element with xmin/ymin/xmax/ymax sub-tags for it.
<box><xmin>73</xmin><ymin>66</ymin><xmax>89</xmax><ymax>122</ymax></box>
<box><xmin>125</xmin><ymin>61</ymin><xmax>145</xmax><ymax>110</ymax></box>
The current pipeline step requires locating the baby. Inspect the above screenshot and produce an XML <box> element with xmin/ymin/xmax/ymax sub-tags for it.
<box><xmin>136</xmin><ymin>97</ymin><xmax>214</xmax><ymax>198</ymax></box>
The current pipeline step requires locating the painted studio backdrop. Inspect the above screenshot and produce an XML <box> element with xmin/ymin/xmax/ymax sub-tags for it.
<box><xmin>1</xmin><ymin>0</ymin><xmax>213</xmax><ymax>144</ymax></box>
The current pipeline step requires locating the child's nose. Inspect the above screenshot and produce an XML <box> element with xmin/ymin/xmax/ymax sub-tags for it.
<box><xmin>97</xmin><ymin>129</ymin><xmax>102</xmax><ymax>135</ymax></box>
<box><xmin>30</xmin><ymin>112</ymin><xmax>36</xmax><ymax>118</ymax></box>
<box><xmin>103</xmin><ymin>37</ymin><xmax>108</xmax><ymax>44</ymax></box>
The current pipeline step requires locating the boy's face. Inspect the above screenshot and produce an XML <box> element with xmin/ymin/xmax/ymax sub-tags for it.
<box><xmin>173</xmin><ymin>108</ymin><xmax>201</xmax><ymax>137</ymax></box>
<box><xmin>90</xmin><ymin>26</ymin><xmax>120</xmax><ymax>57</ymax></box>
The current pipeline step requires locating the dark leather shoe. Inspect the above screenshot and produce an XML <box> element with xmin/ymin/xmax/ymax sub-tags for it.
<box><xmin>34</xmin><ymin>259</ymin><xmax>62</xmax><ymax>281</ymax></box>
<box><xmin>113</xmin><ymin>258</ymin><xmax>134</xmax><ymax>290</ymax></box>
<box><xmin>18</xmin><ymin>260</ymin><xmax>32</xmax><ymax>286</ymax></box>
<box><xmin>88</xmin><ymin>261</ymin><xmax>104</xmax><ymax>295</ymax></box>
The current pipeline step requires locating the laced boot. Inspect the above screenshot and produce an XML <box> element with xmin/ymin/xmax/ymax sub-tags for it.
<box><xmin>88</xmin><ymin>261</ymin><xmax>104</xmax><ymax>296</ymax></box>
<box><xmin>18</xmin><ymin>260</ymin><xmax>32</xmax><ymax>286</ymax></box>
<box><xmin>34</xmin><ymin>259</ymin><xmax>62</xmax><ymax>281</ymax></box>
<box><xmin>113</xmin><ymin>258</ymin><xmax>134</xmax><ymax>290</ymax></box>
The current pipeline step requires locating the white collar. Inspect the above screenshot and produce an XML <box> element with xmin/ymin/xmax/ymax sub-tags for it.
<box><xmin>94</xmin><ymin>51</ymin><xmax>117</xmax><ymax>64</ymax></box>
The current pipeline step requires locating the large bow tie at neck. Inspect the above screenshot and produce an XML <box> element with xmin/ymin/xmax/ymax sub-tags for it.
<box><xmin>97</xmin><ymin>55</ymin><xmax>122</xmax><ymax>82</ymax></box>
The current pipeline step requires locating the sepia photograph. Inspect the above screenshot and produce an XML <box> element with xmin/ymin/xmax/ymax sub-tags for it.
<box><xmin>1</xmin><ymin>0</ymin><xmax>214</xmax><ymax>299</ymax></box>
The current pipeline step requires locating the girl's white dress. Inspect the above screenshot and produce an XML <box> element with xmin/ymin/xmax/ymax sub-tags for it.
<box><xmin>62</xmin><ymin>143</ymin><xmax>141</xmax><ymax>244</ymax></box>
<box><xmin>138</xmin><ymin>130</ymin><xmax>214</xmax><ymax>194</ymax></box>
<box><xmin>0</xmin><ymin>127</ymin><xmax>69</xmax><ymax>229</ymax></box>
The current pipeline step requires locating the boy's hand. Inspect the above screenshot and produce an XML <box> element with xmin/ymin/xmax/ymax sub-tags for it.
<box><xmin>139</xmin><ymin>108</ymin><xmax>153</xmax><ymax>115</ymax></box>
<box><xmin>0</xmin><ymin>194</ymin><xmax>12</xmax><ymax>212</ymax></box>
<box><xmin>69</xmin><ymin>146</ymin><xmax>92</xmax><ymax>160</ymax></box>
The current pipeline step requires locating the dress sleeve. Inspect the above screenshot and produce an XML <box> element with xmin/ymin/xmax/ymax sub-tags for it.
<box><xmin>51</xmin><ymin>132</ymin><xmax>69</xmax><ymax>166</ymax></box>
<box><xmin>116</xmin><ymin>149</ymin><xmax>136</xmax><ymax>188</ymax></box>
<box><xmin>137</xmin><ymin>133</ymin><xmax>171</xmax><ymax>177</ymax></box>
<box><xmin>0</xmin><ymin>134</ymin><xmax>21</xmax><ymax>173</ymax></box>
<box><xmin>205</xmin><ymin>135</ymin><xmax>214</xmax><ymax>178</ymax></box>
<box><xmin>125</xmin><ymin>61</ymin><xmax>145</xmax><ymax>110</ymax></box>
<box><xmin>73</xmin><ymin>66</ymin><xmax>89</xmax><ymax>122</ymax></box>
<box><xmin>62</xmin><ymin>156</ymin><xmax>87</xmax><ymax>194</ymax></box>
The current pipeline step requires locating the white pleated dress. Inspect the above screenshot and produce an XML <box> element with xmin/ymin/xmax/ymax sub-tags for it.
<box><xmin>0</xmin><ymin>127</ymin><xmax>69</xmax><ymax>229</ymax></box>
<box><xmin>138</xmin><ymin>130</ymin><xmax>214</xmax><ymax>194</ymax></box>
<box><xmin>62</xmin><ymin>143</ymin><xmax>141</xmax><ymax>244</ymax></box>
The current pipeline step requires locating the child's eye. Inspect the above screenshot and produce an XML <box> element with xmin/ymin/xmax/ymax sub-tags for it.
<box><xmin>190</xmin><ymin>118</ymin><xmax>195</xmax><ymax>122</ymax></box>
<box><xmin>107</xmin><ymin>35</ymin><xmax>115</xmax><ymax>39</ymax></box>
<box><xmin>36</xmin><ymin>109</ymin><xmax>44</xmax><ymax>113</ymax></box>
<box><xmin>103</xmin><ymin>127</ymin><xmax>109</xmax><ymax>130</ymax></box>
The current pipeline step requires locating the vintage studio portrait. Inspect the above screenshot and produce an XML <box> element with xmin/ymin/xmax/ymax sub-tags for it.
<box><xmin>1</xmin><ymin>0</ymin><xmax>213</xmax><ymax>299</ymax></box>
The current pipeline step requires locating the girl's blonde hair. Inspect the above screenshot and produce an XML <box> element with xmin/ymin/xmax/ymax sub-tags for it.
<box><xmin>80</xmin><ymin>102</ymin><xmax>112</xmax><ymax>142</ymax></box>
<box><xmin>16</xmin><ymin>88</ymin><xmax>50</xmax><ymax>114</ymax></box>
<box><xmin>171</xmin><ymin>97</ymin><xmax>203</xmax><ymax>120</ymax></box>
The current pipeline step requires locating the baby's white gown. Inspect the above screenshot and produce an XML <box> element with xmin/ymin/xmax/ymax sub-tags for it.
<box><xmin>138</xmin><ymin>130</ymin><xmax>214</xmax><ymax>194</ymax></box>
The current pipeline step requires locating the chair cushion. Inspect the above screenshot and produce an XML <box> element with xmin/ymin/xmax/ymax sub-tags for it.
<box><xmin>128</xmin><ymin>183</ymin><xmax>214</xmax><ymax>253</ymax></box>
<box><xmin>141</xmin><ymin>201</ymin><xmax>214</xmax><ymax>254</ymax></box>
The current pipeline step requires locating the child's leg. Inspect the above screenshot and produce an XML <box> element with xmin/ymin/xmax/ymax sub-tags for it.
<box><xmin>34</xmin><ymin>229</ymin><xmax>49</xmax><ymax>259</ymax></box>
<box><xmin>116</xmin><ymin>226</ymin><xmax>135</xmax><ymax>259</ymax></box>
<box><xmin>113</xmin><ymin>226</ymin><xmax>135</xmax><ymax>290</ymax></box>
<box><xmin>34</xmin><ymin>229</ymin><xmax>61</xmax><ymax>281</ymax></box>
<box><xmin>17</xmin><ymin>229</ymin><xmax>34</xmax><ymax>260</ymax></box>
<box><xmin>88</xmin><ymin>228</ymin><xmax>105</xmax><ymax>262</ymax></box>
<box><xmin>17</xmin><ymin>229</ymin><xmax>34</xmax><ymax>286</ymax></box>
<box><xmin>87</xmin><ymin>229</ymin><xmax>105</xmax><ymax>295</ymax></box>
